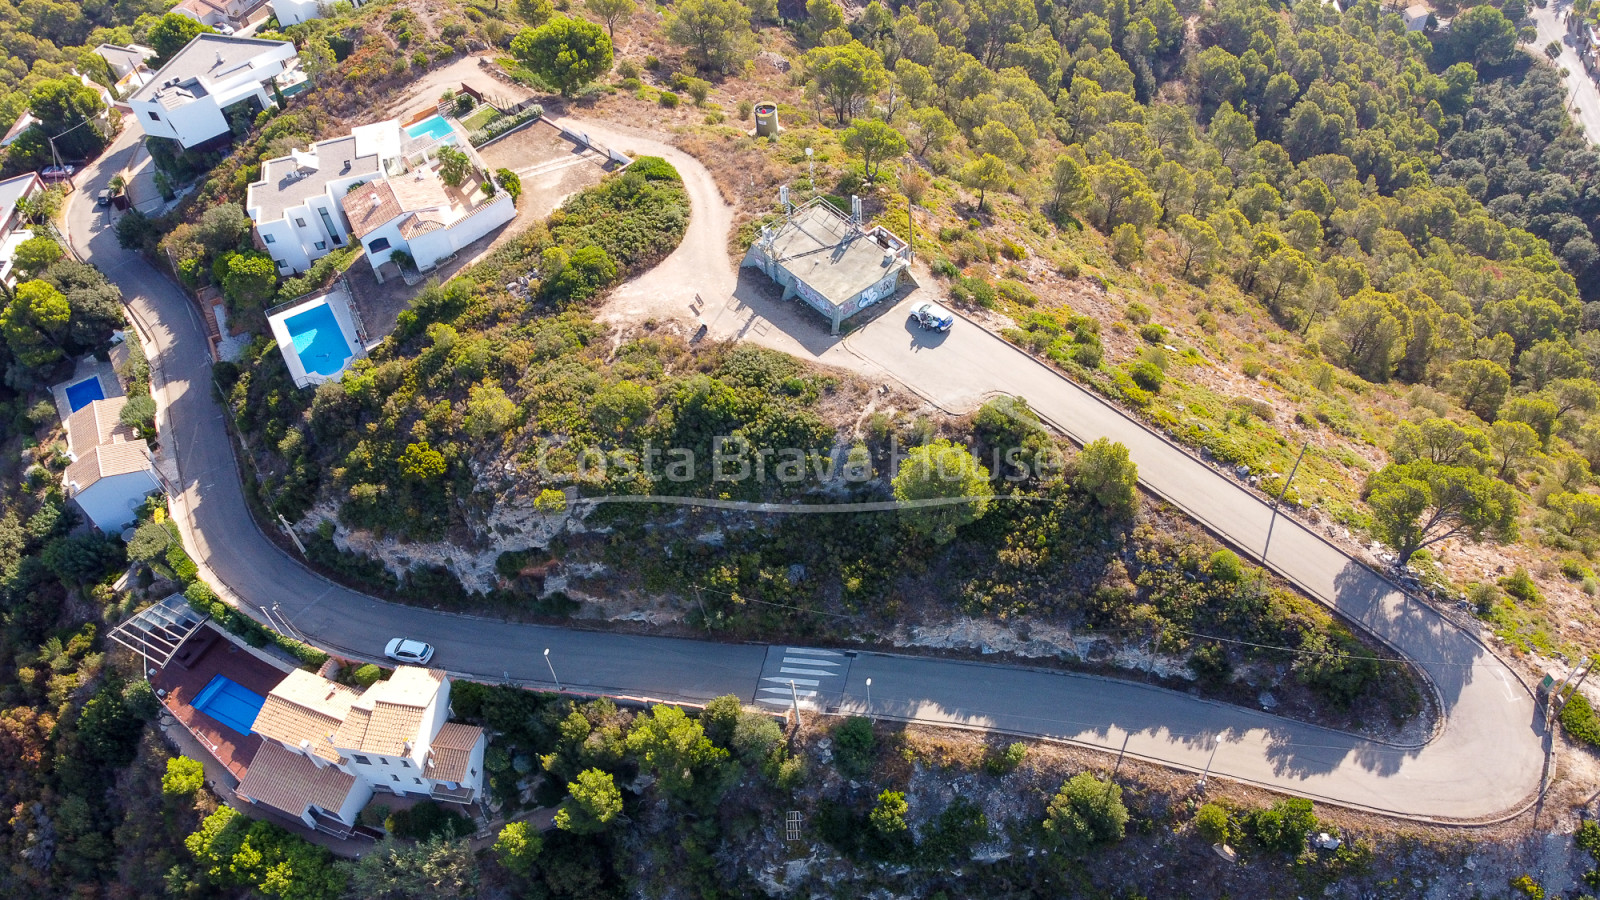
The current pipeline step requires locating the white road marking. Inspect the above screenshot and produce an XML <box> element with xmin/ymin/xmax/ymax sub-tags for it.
<box><xmin>779</xmin><ymin>667</ymin><xmax>837</xmax><ymax>677</ymax></box>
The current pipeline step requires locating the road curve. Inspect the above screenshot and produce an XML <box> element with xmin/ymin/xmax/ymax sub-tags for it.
<box><xmin>66</xmin><ymin>123</ymin><xmax>1544</xmax><ymax>821</ymax></box>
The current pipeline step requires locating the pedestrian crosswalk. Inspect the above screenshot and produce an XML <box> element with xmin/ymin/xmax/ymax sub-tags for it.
<box><xmin>754</xmin><ymin>646</ymin><xmax>852</xmax><ymax>711</ymax></box>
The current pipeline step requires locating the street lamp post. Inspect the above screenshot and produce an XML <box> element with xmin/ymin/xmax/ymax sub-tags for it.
<box><xmin>543</xmin><ymin>648</ymin><xmax>561</xmax><ymax>691</ymax></box>
<box><xmin>865</xmin><ymin>677</ymin><xmax>872</xmax><ymax>712</ymax></box>
<box><xmin>805</xmin><ymin>147</ymin><xmax>814</xmax><ymax>184</ymax></box>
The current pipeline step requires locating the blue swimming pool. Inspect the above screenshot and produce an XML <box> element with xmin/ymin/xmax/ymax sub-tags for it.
<box><xmin>192</xmin><ymin>674</ymin><xmax>266</xmax><ymax>736</ymax></box>
<box><xmin>64</xmin><ymin>376</ymin><xmax>104</xmax><ymax>412</ymax></box>
<box><xmin>284</xmin><ymin>303</ymin><xmax>353</xmax><ymax>377</ymax></box>
<box><xmin>405</xmin><ymin>115</ymin><xmax>455</xmax><ymax>143</ymax></box>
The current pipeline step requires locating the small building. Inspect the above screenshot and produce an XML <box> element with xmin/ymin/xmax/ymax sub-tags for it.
<box><xmin>742</xmin><ymin>196</ymin><xmax>911</xmax><ymax>334</ymax></box>
<box><xmin>273</xmin><ymin>0</ymin><xmax>369</xmax><ymax>27</ymax></box>
<box><xmin>241</xmin><ymin>665</ymin><xmax>487</xmax><ymax>835</ymax></box>
<box><xmin>1403</xmin><ymin>4</ymin><xmax>1431</xmax><ymax>32</ymax></box>
<box><xmin>62</xmin><ymin>397</ymin><xmax>160</xmax><ymax>533</ymax></box>
<box><xmin>0</xmin><ymin>172</ymin><xmax>46</xmax><ymax>286</ymax></box>
<box><xmin>126</xmin><ymin>34</ymin><xmax>298</xmax><ymax>150</ymax></box>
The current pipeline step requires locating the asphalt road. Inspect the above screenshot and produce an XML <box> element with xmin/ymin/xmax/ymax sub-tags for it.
<box><xmin>1531</xmin><ymin>0</ymin><xmax>1600</xmax><ymax>141</ymax></box>
<box><xmin>64</xmin><ymin>121</ymin><xmax>1545</xmax><ymax>820</ymax></box>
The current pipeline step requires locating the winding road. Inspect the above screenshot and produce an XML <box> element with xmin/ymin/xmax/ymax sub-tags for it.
<box><xmin>65</xmin><ymin>119</ymin><xmax>1545</xmax><ymax>821</ymax></box>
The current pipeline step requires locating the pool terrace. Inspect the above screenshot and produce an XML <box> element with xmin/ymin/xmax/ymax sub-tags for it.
<box><xmin>153</xmin><ymin>624</ymin><xmax>297</xmax><ymax>779</ymax></box>
<box><xmin>266</xmin><ymin>283</ymin><xmax>367</xmax><ymax>388</ymax></box>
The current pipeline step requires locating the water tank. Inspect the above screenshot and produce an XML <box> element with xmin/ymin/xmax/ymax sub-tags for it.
<box><xmin>754</xmin><ymin>102</ymin><xmax>780</xmax><ymax>137</ymax></box>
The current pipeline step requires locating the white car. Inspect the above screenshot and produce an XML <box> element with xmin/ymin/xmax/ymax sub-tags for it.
<box><xmin>910</xmin><ymin>301</ymin><xmax>954</xmax><ymax>332</ymax></box>
<box><xmin>214</xmin><ymin>24</ymin><xmax>236</xmax><ymax>35</ymax></box>
<box><xmin>385</xmin><ymin>638</ymin><xmax>435</xmax><ymax>664</ymax></box>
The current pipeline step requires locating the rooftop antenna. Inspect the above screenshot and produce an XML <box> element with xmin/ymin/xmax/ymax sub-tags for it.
<box><xmin>779</xmin><ymin>184</ymin><xmax>790</xmax><ymax>214</ymax></box>
<box><xmin>850</xmin><ymin>195</ymin><xmax>863</xmax><ymax>228</ymax></box>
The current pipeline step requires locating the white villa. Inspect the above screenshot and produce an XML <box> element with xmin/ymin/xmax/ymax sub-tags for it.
<box><xmin>247</xmin><ymin>117</ymin><xmax>514</xmax><ymax>280</ymax></box>
<box><xmin>239</xmin><ymin>665</ymin><xmax>486</xmax><ymax>835</ymax></box>
<box><xmin>62</xmin><ymin>397</ymin><xmax>160</xmax><ymax>533</ymax></box>
<box><xmin>273</xmin><ymin>0</ymin><xmax>369</xmax><ymax>27</ymax></box>
<box><xmin>127</xmin><ymin>34</ymin><xmax>298</xmax><ymax>149</ymax></box>
<box><xmin>173</xmin><ymin>0</ymin><xmax>265</xmax><ymax>29</ymax></box>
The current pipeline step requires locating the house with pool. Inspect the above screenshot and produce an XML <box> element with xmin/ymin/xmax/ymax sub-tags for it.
<box><xmin>61</xmin><ymin>395</ymin><xmax>160</xmax><ymax>533</ymax></box>
<box><xmin>240</xmin><ymin>665</ymin><xmax>487</xmax><ymax>835</ymax></box>
<box><xmin>266</xmin><ymin>283</ymin><xmax>365</xmax><ymax>388</ymax></box>
<box><xmin>118</xmin><ymin>603</ymin><xmax>485</xmax><ymax>840</ymax></box>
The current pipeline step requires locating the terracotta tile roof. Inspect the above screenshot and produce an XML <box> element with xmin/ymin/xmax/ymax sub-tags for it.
<box><xmin>65</xmin><ymin>397</ymin><xmax>137</xmax><ymax>456</ymax></box>
<box><xmin>333</xmin><ymin>666</ymin><xmax>444</xmax><ymax>756</ymax></box>
<box><xmin>64</xmin><ymin>440</ymin><xmax>155</xmax><ymax>493</ymax></box>
<box><xmin>252</xmin><ymin>669</ymin><xmax>361</xmax><ymax>762</ymax></box>
<box><xmin>426</xmin><ymin>722</ymin><xmax>483</xmax><ymax>783</ymax></box>
<box><xmin>341</xmin><ymin>181</ymin><xmax>403</xmax><ymax>239</ymax></box>
<box><xmin>237</xmin><ymin>741</ymin><xmax>360</xmax><ymax>817</ymax></box>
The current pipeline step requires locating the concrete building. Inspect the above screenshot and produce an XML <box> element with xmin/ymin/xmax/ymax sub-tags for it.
<box><xmin>239</xmin><ymin>666</ymin><xmax>486</xmax><ymax>835</ymax></box>
<box><xmin>1403</xmin><ymin>4</ymin><xmax>1431</xmax><ymax>31</ymax></box>
<box><xmin>247</xmin><ymin>135</ymin><xmax>380</xmax><ymax>275</ymax></box>
<box><xmin>742</xmin><ymin>196</ymin><xmax>911</xmax><ymax>334</ymax></box>
<box><xmin>126</xmin><ymin>34</ymin><xmax>298</xmax><ymax>149</ymax></box>
<box><xmin>61</xmin><ymin>397</ymin><xmax>160</xmax><ymax>533</ymax></box>
<box><xmin>273</xmin><ymin>0</ymin><xmax>369</xmax><ymax>27</ymax></box>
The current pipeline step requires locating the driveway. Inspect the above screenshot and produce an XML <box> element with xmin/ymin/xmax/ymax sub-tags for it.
<box><xmin>63</xmin><ymin>117</ymin><xmax>1546</xmax><ymax>821</ymax></box>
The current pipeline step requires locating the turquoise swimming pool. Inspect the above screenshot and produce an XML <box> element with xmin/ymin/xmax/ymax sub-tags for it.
<box><xmin>284</xmin><ymin>302</ymin><xmax>353</xmax><ymax>377</ymax></box>
<box><xmin>192</xmin><ymin>674</ymin><xmax>265</xmax><ymax>736</ymax></box>
<box><xmin>405</xmin><ymin>115</ymin><xmax>455</xmax><ymax>143</ymax></box>
<box><xmin>64</xmin><ymin>376</ymin><xmax>105</xmax><ymax>412</ymax></box>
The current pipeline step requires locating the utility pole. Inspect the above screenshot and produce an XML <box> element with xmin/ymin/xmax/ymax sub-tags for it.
<box><xmin>1264</xmin><ymin>441</ymin><xmax>1309</xmax><ymax>557</ymax></box>
<box><xmin>789</xmin><ymin>679</ymin><xmax>802</xmax><ymax>730</ymax></box>
<box><xmin>544</xmin><ymin>648</ymin><xmax>561</xmax><ymax>691</ymax></box>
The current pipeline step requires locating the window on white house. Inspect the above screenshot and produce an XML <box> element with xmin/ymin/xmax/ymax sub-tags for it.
<box><xmin>414</xmin><ymin>778</ymin><xmax>422</xmax><ymax>785</ymax></box>
<box><xmin>369</xmin><ymin>237</ymin><xmax>391</xmax><ymax>252</ymax></box>
<box><xmin>353</xmin><ymin>755</ymin><xmax>370</xmax><ymax>765</ymax></box>
<box><xmin>148</xmin><ymin>111</ymin><xmax>160</xmax><ymax>122</ymax></box>
<box><xmin>263</xmin><ymin>234</ymin><xmax>275</xmax><ymax>243</ymax></box>
<box><xmin>295</xmin><ymin>217</ymin><xmax>306</xmax><ymax>227</ymax></box>
<box><xmin>314</xmin><ymin>241</ymin><xmax>326</xmax><ymax>250</ymax></box>
<box><xmin>391</xmin><ymin>774</ymin><xmax>400</xmax><ymax>782</ymax></box>
<box><xmin>471</xmin><ymin>768</ymin><xmax>477</xmax><ymax>776</ymax></box>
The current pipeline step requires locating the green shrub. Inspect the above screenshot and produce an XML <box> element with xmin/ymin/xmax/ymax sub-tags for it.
<box><xmin>352</xmin><ymin>664</ymin><xmax>382</xmax><ymax>687</ymax></box>
<box><xmin>832</xmin><ymin>716</ymin><xmax>875</xmax><ymax>777</ymax></box>
<box><xmin>1125</xmin><ymin>302</ymin><xmax>1151</xmax><ymax>324</ymax></box>
<box><xmin>1561</xmin><ymin>690</ymin><xmax>1600</xmax><ymax>747</ymax></box>
<box><xmin>1138</xmin><ymin>322</ymin><xmax>1169</xmax><ymax>344</ymax></box>
<box><xmin>659</xmin><ymin>90</ymin><xmax>680</xmax><ymax>108</ymax></box>
<box><xmin>1193</xmin><ymin>802</ymin><xmax>1231</xmax><ymax>845</ymax></box>
<box><xmin>1500</xmin><ymin>567</ymin><xmax>1542</xmax><ymax>604</ymax></box>
<box><xmin>1043</xmin><ymin>772</ymin><xmax>1128</xmax><ymax>851</ymax></box>
<box><xmin>983</xmin><ymin>741</ymin><xmax>1027</xmax><ymax>775</ymax></box>
<box><xmin>1247</xmin><ymin>797</ymin><xmax>1317</xmax><ymax>854</ymax></box>
<box><xmin>1127</xmin><ymin>360</ymin><xmax>1165</xmax><ymax>392</ymax></box>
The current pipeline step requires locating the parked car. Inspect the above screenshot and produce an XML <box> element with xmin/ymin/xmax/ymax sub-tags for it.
<box><xmin>214</xmin><ymin>24</ymin><xmax>236</xmax><ymax>35</ymax></box>
<box><xmin>910</xmin><ymin>301</ymin><xmax>954</xmax><ymax>332</ymax></box>
<box><xmin>384</xmin><ymin>638</ymin><xmax>435</xmax><ymax>664</ymax></box>
<box><xmin>95</xmin><ymin>189</ymin><xmax>110</xmax><ymax>206</ymax></box>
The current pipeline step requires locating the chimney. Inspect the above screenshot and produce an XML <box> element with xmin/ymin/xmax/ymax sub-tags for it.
<box><xmin>369</xmin><ymin>192</ymin><xmax>380</xmax><ymax>209</ymax></box>
<box><xmin>214</xmin><ymin>51</ymin><xmax>224</xmax><ymax>68</ymax></box>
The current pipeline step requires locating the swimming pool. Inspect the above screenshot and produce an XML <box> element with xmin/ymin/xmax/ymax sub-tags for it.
<box><xmin>284</xmin><ymin>303</ymin><xmax>353</xmax><ymax>377</ymax></box>
<box><xmin>405</xmin><ymin>115</ymin><xmax>455</xmax><ymax>143</ymax></box>
<box><xmin>192</xmin><ymin>674</ymin><xmax>266</xmax><ymax>736</ymax></box>
<box><xmin>64</xmin><ymin>376</ymin><xmax>105</xmax><ymax>412</ymax></box>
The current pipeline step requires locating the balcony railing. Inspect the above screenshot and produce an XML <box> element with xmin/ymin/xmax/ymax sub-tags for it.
<box><xmin>430</xmin><ymin>783</ymin><xmax>475</xmax><ymax>804</ymax></box>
